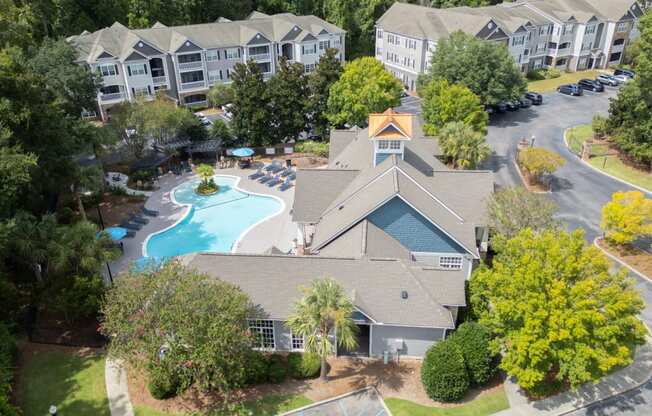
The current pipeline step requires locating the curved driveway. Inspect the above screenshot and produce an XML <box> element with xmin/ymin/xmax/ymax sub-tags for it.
<box><xmin>397</xmin><ymin>90</ymin><xmax>652</xmax><ymax>415</ymax></box>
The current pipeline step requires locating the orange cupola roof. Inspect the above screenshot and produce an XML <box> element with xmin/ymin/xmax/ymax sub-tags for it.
<box><xmin>368</xmin><ymin>108</ymin><xmax>413</xmax><ymax>140</ymax></box>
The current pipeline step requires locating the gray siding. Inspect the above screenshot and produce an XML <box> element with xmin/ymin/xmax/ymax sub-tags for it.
<box><xmin>371</xmin><ymin>325</ymin><xmax>444</xmax><ymax>358</ymax></box>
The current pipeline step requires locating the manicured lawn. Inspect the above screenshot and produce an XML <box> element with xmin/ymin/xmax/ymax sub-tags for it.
<box><xmin>240</xmin><ymin>393</ymin><xmax>313</xmax><ymax>415</ymax></box>
<box><xmin>17</xmin><ymin>348</ymin><xmax>110</xmax><ymax>416</ymax></box>
<box><xmin>566</xmin><ymin>124</ymin><xmax>593</xmax><ymax>154</ymax></box>
<box><xmin>385</xmin><ymin>388</ymin><xmax>509</xmax><ymax>416</ymax></box>
<box><xmin>134</xmin><ymin>406</ymin><xmax>185</xmax><ymax>416</ymax></box>
<box><xmin>528</xmin><ymin>70</ymin><xmax>601</xmax><ymax>93</ymax></box>
<box><xmin>589</xmin><ymin>155</ymin><xmax>652</xmax><ymax>192</ymax></box>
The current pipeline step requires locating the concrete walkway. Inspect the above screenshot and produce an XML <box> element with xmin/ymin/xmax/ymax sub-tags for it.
<box><xmin>493</xmin><ymin>340</ymin><xmax>652</xmax><ymax>416</ymax></box>
<box><xmin>106</xmin><ymin>358</ymin><xmax>134</xmax><ymax>416</ymax></box>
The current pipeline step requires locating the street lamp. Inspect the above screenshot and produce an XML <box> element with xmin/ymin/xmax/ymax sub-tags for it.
<box><xmin>49</xmin><ymin>405</ymin><xmax>57</xmax><ymax>416</ymax></box>
<box><xmin>530</xmin><ymin>135</ymin><xmax>536</xmax><ymax>147</ymax></box>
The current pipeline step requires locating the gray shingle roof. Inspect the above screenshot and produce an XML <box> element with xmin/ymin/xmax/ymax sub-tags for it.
<box><xmin>184</xmin><ymin>253</ymin><xmax>460</xmax><ymax>328</ymax></box>
<box><xmin>292</xmin><ymin>169</ymin><xmax>359</xmax><ymax>223</ymax></box>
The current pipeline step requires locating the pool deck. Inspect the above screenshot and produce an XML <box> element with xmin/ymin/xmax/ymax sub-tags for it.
<box><xmin>107</xmin><ymin>167</ymin><xmax>296</xmax><ymax>275</ymax></box>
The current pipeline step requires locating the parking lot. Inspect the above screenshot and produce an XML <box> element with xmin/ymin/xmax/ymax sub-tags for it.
<box><xmin>282</xmin><ymin>387</ymin><xmax>390</xmax><ymax>416</ymax></box>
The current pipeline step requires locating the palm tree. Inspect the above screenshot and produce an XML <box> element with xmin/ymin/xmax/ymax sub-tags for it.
<box><xmin>196</xmin><ymin>163</ymin><xmax>214</xmax><ymax>186</ymax></box>
<box><xmin>438</xmin><ymin>121</ymin><xmax>491</xmax><ymax>169</ymax></box>
<box><xmin>286</xmin><ymin>278</ymin><xmax>358</xmax><ymax>380</ymax></box>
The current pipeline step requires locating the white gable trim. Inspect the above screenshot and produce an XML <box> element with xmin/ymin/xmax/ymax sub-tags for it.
<box><xmin>372</xmin><ymin>121</ymin><xmax>410</xmax><ymax>140</ymax></box>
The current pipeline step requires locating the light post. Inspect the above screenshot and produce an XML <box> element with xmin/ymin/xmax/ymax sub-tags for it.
<box><xmin>530</xmin><ymin>135</ymin><xmax>536</xmax><ymax>147</ymax></box>
<box><xmin>49</xmin><ymin>405</ymin><xmax>57</xmax><ymax>416</ymax></box>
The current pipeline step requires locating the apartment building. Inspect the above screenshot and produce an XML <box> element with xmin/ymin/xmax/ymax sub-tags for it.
<box><xmin>68</xmin><ymin>11</ymin><xmax>345</xmax><ymax>120</ymax></box>
<box><xmin>375</xmin><ymin>0</ymin><xmax>645</xmax><ymax>91</ymax></box>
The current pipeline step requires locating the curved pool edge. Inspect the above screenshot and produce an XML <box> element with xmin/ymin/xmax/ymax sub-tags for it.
<box><xmin>141</xmin><ymin>173</ymin><xmax>286</xmax><ymax>258</ymax></box>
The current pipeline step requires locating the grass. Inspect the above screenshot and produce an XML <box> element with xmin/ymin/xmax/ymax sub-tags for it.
<box><xmin>134</xmin><ymin>406</ymin><xmax>185</xmax><ymax>416</ymax></box>
<box><xmin>385</xmin><ymin>388</ymin><xmax>509</xmax><ymax>416</ymax></box>
<box><xmin>239</xmin><ymin>393</ymin><xmax>313</xmax><ymax>415</ymax></box>
<box><xmin>17</xmin><ymin>348</ymin><xmax>110</xmax><ymax>416</ymax></box>
<box><xmin>527</xmin><ymin>69</ymin><xmax>601</xmax><ymax>93</ymax></box>
<box><xmin>588</xmin><ymin>155</ymin><xmax>652</xmax><ymax>192</ymax></box>
<box><xmin>566</xmin><ymin>124</ymin><xmax>593</xmax><ymax>154</ymax></box>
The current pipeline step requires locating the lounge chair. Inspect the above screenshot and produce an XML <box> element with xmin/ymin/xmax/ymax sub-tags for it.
<box><xmin>286</xmin><ymin>172</ymin><xmax>296</xmax><ymax>181</ymax></box>
<box><xmin>141</xmin><ymin>207</ymin><xmax>159</xmax><ymax>217</ymax></box>
<box><xmin>267</xmin><ymin>176</ymin><xmax>282</xmax><ymax>187</ymax></box>
<box><xmin>279</xmin><ymin>179</ymin><xmax>293</xmax><ymax>191</ymax></box>
<box><xmin>279</xmin><ymin>168</ymin><xmax>293</xmax><ymax>177</ymax></box>
<box><xmin>258</xmin><ymin>174</ymin><xmax>274</xmax><ymax>183</ymax></box>
<box><xmin>129</xmin><ymin>213</ymin><xmax>149</xmax><ymax>225</ymax></box>
<box><xmin>120</xmin><ymin>220</ymin><xmax>142</xmax><ymax>230</ymax></box>
<box><xmin>269</xmin><ymin>164</ymin><xmax>285</xmax><ymax>174</ymax></box>
<box><xmin>124</xmin><ymin>230</ymin><xmax>136</xmax><ymax>238</ymax></box>
<box><xmin>248</xmin><ymin>169</ymin><xmax>264</xmax><ymax>180</ymax></box>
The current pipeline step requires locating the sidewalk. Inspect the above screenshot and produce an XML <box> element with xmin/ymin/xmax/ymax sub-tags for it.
<box><xmin>106</xmin><ymin>358</ymin><xmax>135</xmax><ymax>416</ymax></box>
<box><xmin>493</xmin><ymin>340</ymin><xmax>652</xmax><ymax>416</ymax></box>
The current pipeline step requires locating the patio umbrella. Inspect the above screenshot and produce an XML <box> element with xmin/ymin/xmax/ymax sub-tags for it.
<box><xmin>100</xmin><ymin>227</ymin><xmax>128</xmax><ymax>241</ymax></box>
<box><xmin>232</xmin><ymin>147</ymin><xmax>254</xmax><ymax>158</ymax></box>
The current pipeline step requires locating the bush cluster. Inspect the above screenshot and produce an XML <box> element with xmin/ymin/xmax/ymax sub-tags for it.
<box><xmin>421</xmin><ymin>322</ymin><xmax>496</xmax><ymax>402</ymax></box>
<box><xmin>294</xmin><ymin>140</ymin><xmax>329</xmax><ymax>158</ymax></box>
<box><xmin>244</xmin><ymin>352</ymin><xmax>290</xmax><ymax>385</ymax></box>
<box><xmin>146</xmin><ymin>361</ymin><xmax>181</xmax><ymax>400</ymax></box>
<box><xmin>526</xmin><ymin>68</ymin><xmax>561</xmax><ymax>81</ymax></box>
<box><xmin>0</xmin><ymin>324</ymin><xmax>19</xmax><ymax>416</ymax></box>
<box><xmin>287</xmin><ymin>352</ymin><xmax>321</xmax><ymax>379</ymax></box>
<box><xmin>196</xmin><ymin>178</ymin><xmax>218</xmax><ymax>195</ymax></box>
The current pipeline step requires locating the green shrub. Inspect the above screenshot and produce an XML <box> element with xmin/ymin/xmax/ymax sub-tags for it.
<box><xmin>244</xmin><ymin>351</ymin><xmax>270</xmax><ymax>385</ymax></box>
<box><xmin>526</xmin><ymin>69</ymin><xmax>546</xmax><ymax>81</ymax></box>
<box><xmin>0</xmin><ymin>323</ymin><xmax>19</xmax><ymax>416</ymax></box>
<box><xmin>592</xmin><ymin>115</ymin><xmax>608</xmax><ymax>138</ymax></box>
<box><xmin>421</xmin><ymin>339</ymin><xmax>470</xmax><ymax>402</ymax></box>
<box><xmin>543</xmin><ymin>68</ymin><xmax>561</xmax><ymax>79</ymax></box>
<box><xmin>294</xmin><ymin>140</ymin><xmax>329</xmax><ymax>158</ymax></box>
<box><xmin>450</xmin><ymin>322</ymin><xmax>496</xmax><ymax>386</ymax></box>
<box><xmin>287</xmin><ymin>352</ymin><xmax>321</xmax><ymax>379</ymax></box>
<box><xmin>146</xmin><ymin>361</ymin><xmax>180</xmax><ymax>400</ymax></box>
<box><xmin>267</xmin><ymin>354</ymin><xmax>287</xmax><ymax>383</ymax></box>
<box><xmin>108</xmin><ymin>185</ymin><xmax>128</xmax><ymax>196</ymax></box>
<box><xmin>130</xmin><ymin>170</ymin><xmax>153</xmax><ymax>182</ymax></box>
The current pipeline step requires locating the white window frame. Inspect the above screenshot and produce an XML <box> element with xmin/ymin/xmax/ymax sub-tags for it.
<box><xmin>512</xmin><ymin>35</ymin><xmax>525</xmax><ymax>47</ymax></box>
<box><xmin>302</xmin><ymin>43</ymin><xmax>317</xmax><ymax>55</ymax></box>
<box><xmin>389</xmin><ymin>140</ymin><xmax>401</xmax><ymax>150</ymax></box>
<box><xmin>248</xmin><ymin>319</ymin><xmax>275</xmax><ymax>350</ymax></box>
<box><xmin>377</xmin><ymin>140</ymin><xmax>389</xmax><ymax>150</ymax></box>
<box><xmin>290</xmin><ymin>331</ymin><xmax>305</xmax><ymax>351</ymax></box>
<box><xmin>208</xmin><ymin>70</ymin><xmax>220</xmax><ymax>82</ymax></box>
<box><xmin>439</xmin><ymin>255</ymin><xmax>463</xmax><ymax>270</ymax></box>
<box><xmin>585</xmin><ymin>25</ymin><xmax>596</xmax><ymax>35</ymax></box>
<box><xmin>133</xmin><ymin>86</ymin><xmax>149</xmax><ymax>97</ymax></box>
<box><xmin>304</xmin><ymin>63</ymin><xmax>315</xmax><ymax>74</ymax></box>
<box><xmin>128</xmin><ymin>63</ymin><xmax>146</xmax><ymax>76</ymax></box>
<box><xmin>319</xmin><ymin>40</ymin><xmax>330</xmax><ymax>51</ymax></box>
<box><xmin>206</xmin><ymin>49</ymin><xmax>219</xmax><ymax>61</ymax></box>
<box><xmin>616</xmin><ymin>22</ymin><xmax>628</xmax><ymax>33</ymax></box>
<box><xmin>226</xmin><ymin>48</ymin><xmax>239</xmax><ymax>60</ymax></box>
<box><xmin>99</xmin><ymin>64</ymin><xmax>117</xmax><ymax>77</ymax></box>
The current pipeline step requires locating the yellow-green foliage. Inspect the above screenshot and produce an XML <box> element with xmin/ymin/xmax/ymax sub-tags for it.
<box><xmin>518</xmin><ymin>147</ymin><xmax>565</xmax><ymax>180</ymax></box>
<box><xmin>196</xmin><ymin>163</ymin><xmax>214</xmax><ymax>184</ymax></box>
<box><xmin>470</xmin><ymin>229</ymin><xmax>647</xmax><ymax>396</ymax></box>
<box><xmin>421</xmin><ymin>79</ymin><xmax>488</xmax><ymax>135</ymax></box>
<box><xmin>601</xmin><ymin>191</ymin><xmax>652</xmax><ymax>245</ymax></box>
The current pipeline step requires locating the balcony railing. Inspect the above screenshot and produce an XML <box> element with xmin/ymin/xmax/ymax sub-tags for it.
<box><xmin>100</xmin><ymin>92</ymin><xmax>125</xmax><ymax>102</ymax></box>
<box><xmin>178</xmin><ymin>60</ymin><xmax>203</xmax><ymax>70</ymax></box>
<box><xmin>249</xmin><ymin>52</ymin><xmax>271</xmax><ymax>60</ymax></box>
<box><xmin>180</xmin><ymin>80</ymin><xmax>206</xmax><ymax>91</ymax></box>
<box><xmin>152</xmin><ymin>76</ymin><xmax>167</xmax><ymax>85</ymax></box>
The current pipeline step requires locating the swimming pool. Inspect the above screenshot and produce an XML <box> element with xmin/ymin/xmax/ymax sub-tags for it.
<box><xmin>144</xmin><ymin>175</ymin><xmax>283</xmax><ymax>258</ymax></box>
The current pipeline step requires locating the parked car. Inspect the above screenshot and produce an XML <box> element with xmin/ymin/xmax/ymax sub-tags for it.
<box><xmin>577</xmin><ymin>79</ymin><xmax>604</xmax><ymax>92</ymax></box>
<box><xmin>596</xmin><ymin>74</ymin><xmax>619</xmax><ymax>86</ymax></box>
<box><xmin>557</xmin><ymin>84</ymin><xmax>583</xmax><ymax>96</ymax></box>
<box><xmin>614</xmin><ymin>68</ymin><xmax>635</xmax><ymax>78</ymax></box>
<box><xmin>519</xmin><ymin>97</ymin><xmax>532</xmax><ymax>108</ymax></box>
<box><xmin>613</xmin><ymin>74</ymin><xmax>631</xmax><ymax>83</ymax></box>
<box><xmin>506</xmin><ymin>100</ymin><xmax>520</xmax><ymax>111</ymax></box>
<box><xmin>400</xmin><ymin>90</ymin><xmax>409</xmax><ymax>98</ymax></box>
<box><xmin>524</xmin><ymin>91</ymin><xmax>543</xmax><ymax>105</ymax></box>
<box><xmin>495</xmin><ymin>102</ymin><xmax>508</xmax><ymax>113</ymax></box>
<box><xmin>484</xmin><ymin>105</ymin><xmax>495</xmax><ymax>115</ymax></box>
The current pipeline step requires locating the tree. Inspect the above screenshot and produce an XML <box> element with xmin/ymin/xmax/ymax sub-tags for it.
<box><xmin>266</xmin><ymin>58</ymin><xmax>308</xmax><ymax>143</ymax></box>
<box><xmin>230</xmin><ymin>60</ymin><xmax>271</xmax><ymax>146</ymax></box>
<box><xmin>517</xmin><ymin>147</ymin><xmax>565</xmax><ymax>184</ymax></box>
<box><xmin>0</xmin><ymin>0</ymin><xmax>34</xmax><ymax>50</ymax></box>
<box><xmin>0</xmin><ymin>145</ymin><xmax>37</xmax><ymax>219</ymax></box>
<box><xmin>421</xmin><ymin>338</ymin><xmax>470</xmax><ymax>402</ymax></box>
<box><xmin>101</xmin><ymin>262</ymin><xmax>256</xmax><ymax>395</ymax></box>
<box><xmin>450</xmin><ymin>322</ymin><xmax>496</xmax><ymax>386</ymax></box>
<box><xmin>470</xmin><ymin>229</ymin><xmax>646</xmax><ymax>396</ymax></box>
<box><xmin>142</xmin><ymin>96</ymin><xmax>196</xmax><ymax>144</ymax></box>
<box><xmin>307</xmin><ymin>48</ymin><xmax>343</xmax><ymax>137</ymax></box>
<box><xmin>210</xmin><ymin>119</ymin><xmax>233</xmax><ymax>145</ymax></box>
<box><xmin>438</xmin><ymin>121</ymin><xmax>491</xmax><ymax>169</ymax></box>
<box><xmin>196</xmin><ymin>163</ymin><xmax>214</xmax><ymax>185</ymax></box>
<box><xmin>421</xmin><ymin>79</ymin><xmax>488</xmax><ymax>135</ymax></box>
<box><xmin>109</xmin><ymin>99</ymin><xmax>148</xmax><ymax>158</ymax></box>
<box><xmin>326</xmin><ymin>57</ymin><xmax>402</xmax><ymax>128</ymax></box>
<box><xmin>487</xmin><ymin>186</ymin><xmax>559</xmax><ymax>239</ymax></box>
<box><xmin>601</xmin><ymin>191</ymin><xmax>652</xmax><ymax>245</ymax></box>
<box><xmin>286</xmin><ymin>278</ymin><xmax>358</xmax><ymax>381</ymax></box>
<box><xmin>425</xmin><ymin>31</ymin><xmax>527</xmax><ymax>105</ymax></box>
<box><xmin>207</xmin><ymin>83</ymin><xmax>234</xmax><ymax>109</ymax></box>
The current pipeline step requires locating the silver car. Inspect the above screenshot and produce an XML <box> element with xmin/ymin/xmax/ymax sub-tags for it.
<box><xmin>596</xmin><ymin>74</ymin><xmax>619</xmax><ymax>86</ymax></box>
<box><xmin>613</xmin><ymin>74</ymin><xmax>631</xmax><ymax>83</ymax></box>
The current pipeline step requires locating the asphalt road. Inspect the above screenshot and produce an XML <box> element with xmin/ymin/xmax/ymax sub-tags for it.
<box><xmin>396</xmin><ymin>89</ymin><xmax>652</xmax><ymax>415</ymax></box>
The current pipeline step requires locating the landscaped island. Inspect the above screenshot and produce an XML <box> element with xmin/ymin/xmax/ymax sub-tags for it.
<box><xmin>195</xmin><ymin>164</ymin><xmax>219</xmax><ymax>195</ymax></box>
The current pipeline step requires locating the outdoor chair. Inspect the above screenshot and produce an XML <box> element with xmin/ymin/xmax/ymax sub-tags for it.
<box><xmin>258</xmin><ymin>174</ymin><xmax>274</xmax><ymax>183</ymax></box>
<box><xmin>248</xmin><ymin>169</ymin><xmax>264</xmax><ymax>180</ymax></box>
<box><xmin>267</xmin><ymin>176</ymin><xmax>282</xmax><ymax>187</ymax></box>
<box><xmin>141</xmin><ymin>207</ymin><xmax>159</xmax><ymax>217</ymax></box>
<box><xmin>279</xmin><ymin>168</ymin><xmax>293</xmax><ymax>177</ymax></box>
<box><xmin>279</xmin><ymin>179</ymin><xmax>293</xmax><ymax>191</ymax></box>
<box><xmin>120</xmin><ymin>220</ymin><xmax>142</xmax><ymax>231</ymax></box>
<box><xmin>287</xmin><ymin>171</ymin><xmax>296</xmax><ymax>181</ymax></box>
<box><xmin>125</xmin><ymin>230</ymin><xmax>136</xmax><ymax>238</ymax></box>
<box><xmin>129</xmin><ymin>213</ymin><xmax>149</xmax><ymax>225</ymax></box>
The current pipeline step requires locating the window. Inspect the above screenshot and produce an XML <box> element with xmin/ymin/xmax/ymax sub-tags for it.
<box><xmin>208</xmin><ymin>70</ymin><xmax>220</xmax><ymax>82</ymax></box>
<box><xmin>319</xmin><ymin>40</ymin><xmax>330</xmax><ymax>50</ymax></box>
<box><xmin>98</xmin><ymin>64</ymin><xmax>118</xmax><ymax>77</ymax></box>
<box><xmin>178</xmin><ymin>53</ymin><xmax>201</xmax><ymax>63</ymax></box>
<box><xmin>376</xmin><ymin>47</ymin><xmax>382</xmax><ymax>56</ymax></box>
<box><xmin>558</xmin><ymin>42</ymin><xmax>570</xmax><ymax>50</ymax></box>
<box><xmin>291</xmin><ymin>332</ymin><xmax>304</xmax><ymax>350</ymax></box>
<box><xmin>257</xmin><ymin>62</ymin><xmax>271</xmax><ymax>73</ymax></box>
<box><xmin>585</xmin><ymin>25</ymin><xmax>596</xmax><ymax>34</ymax></box>
<box><xmin>439</xmin><ymin>256</ymin><xmax>463</xmax><ymax>270</ymax></box>
<box><xmin>184</xmin><ymin>94</ymin><xmax>206</xmax><ymax>104</ymax></box>
<box><xmin>302</xmin><ymin>43</ymin><xmax>317</xmax><ymax>55</ymax></box>
<box><xmin>248</xmin><ymin>319</ymin><xmax>275</xmax><ymax>349</ymax></box>
<box><xmin>304</xmin><ymin>63</ymin><xmax>315</xmax><ymax>73</ymax></box>
<box><xmin>536</xmin><ymin>42</ymin><xmax>546</xmax><ymax>52</ymax></box>
<box><xmin>180</xmin><ymin>70</ymin><xmax>204</xmax><ymax>83</ymax></box>
<box><xmin>226</xmin><ymin>48</ymin><xmax>239</xmax><ymax>60</ymax></box>
<box><xmin>562</xmin><ymin>24</ymin><xmax>574</xmax><ymax>35</ymax></box>
<box><xmin>132</xmin><ymin>86</ymin><xmax>149</xmax><ymax>97</ymax></box>
<box><xmin>249</xmin><ymin>45</ymin><xmax>269</xmax><ymax>57</ymax></box>
<box><xmin>206</xmin><ymin>49</ymin><xmax>219</xmax><ymax>61</ymax></box>
<box><xmin>377</xmin><ymin>140</ymin><xmax>389</xmax><ymax>150</ymax></box>
<box><xmin>613</xmin><ymin>38</ymin><xmax>625</xmax><ymax>46</ymax></box>
<box><xmin>100</xmin><ymin>85</ymin><xmax>121</xmax><ymax>94</ymax></box>
<box><xmin>511</xmin><ymin>35</ymin><xmax>525</xmax><ymax>46</ymax></box>
<box><xmin>128</xmin><ymin>63</ymin><xmax>147</xmax><ymax>76</ymax></box>
<box><xmin>389</xmin><ymin>140</ymin><xmax>401</xmax><ymax>149</ymax></box>
<box><xmin>610</xmin><ymin>52</ymin><xmax>622</xmax><ymax>62</ymax></box>
<box><xmin>616</xmin><ymin>22</ymin><xmax>628</xmax><ymax>33</ymax></box>
<box><xmin>556</xmin><ymin>58</ymin><xmax>567</xmax><ymax>66</ymax></box>
<box><xmin>377</xmin><ymin>29</ymin><xmax>383</xmax><ymax>39</ymax></box>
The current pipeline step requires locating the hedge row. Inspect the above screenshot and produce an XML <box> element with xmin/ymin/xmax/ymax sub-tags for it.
<box><xmin>0</xmin><ymin>323</ymin><xmax>19</xmax><ymax>416</ymax></box>
<box><xmin>421</xmin><ymin>322</ymin><xmax>497</xmax><ymax>402</ymax></box>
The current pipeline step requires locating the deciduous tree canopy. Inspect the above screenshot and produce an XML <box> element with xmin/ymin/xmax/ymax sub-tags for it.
<box><xmin>601</xmin><ymin>191</ymin><xmax>652</xmax><ymax>245</ymax></box>
<box><xmin>421</xmin><ymin>79</ymin><xmax>488</xmax><ymax>135</ymax></box>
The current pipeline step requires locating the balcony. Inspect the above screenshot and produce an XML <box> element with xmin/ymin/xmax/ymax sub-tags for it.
<box><xmin>180</xmin><ymin>81</ymin><xmax>206</xmax><ymax>91</ymax></box>
<box><xmin>100</xmin><ymin>92</ymin><xmax>125</xmax><ymax>102</ymax></box>
<box><xmin>249</xmin><ymin>52</ymin><xmax>271</xmax><ymax>61</ymax></box>
<box><xmin>152</xmin><ymin>76</ymin><xmax>167</xmax><ymax>85</ymax></box>
<box><xmin>178</xmin><ymin>60</ymin><xmax>203</xmax><ymax>71</ymax></box>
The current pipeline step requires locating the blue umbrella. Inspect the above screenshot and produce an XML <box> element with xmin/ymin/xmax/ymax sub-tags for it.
<box><xmin>102</xmin><ymin>227</ymin><xmax>128</xmax><ymax>241</ymax></box>
<box><xmin>232</xmin><ymin>147</ymin><xmax>254</xmax><ymax>157</ymax></box>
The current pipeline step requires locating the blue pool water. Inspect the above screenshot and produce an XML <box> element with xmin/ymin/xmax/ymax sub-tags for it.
<box><xmin>145</xmin><ymin>176</ymin><xmax>283</xmax><ymax>258</ymax></box>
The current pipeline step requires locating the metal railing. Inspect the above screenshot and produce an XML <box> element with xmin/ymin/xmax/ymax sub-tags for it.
<box><xmin>178</xmin><ymin>60</ymin><xmax>203</xmax><ymax>70</ymax></box>
<box><xmin>249</xmin><ymin>52</ymin><xmax>271</xmax><ymax>60</ymax></box>
<box><xmin>100</xmin><ymin>92</ymin><xmax>125</xmax><ymax>101</ymax></box>
<box><xmin>180</xmin><ymin>80</ymin><xmax>206</xmax><ymax>90</ymax></box>
<box><xmin>152</xmin><ymin>76</ymin><xmax>167</xmax><ymax>85</ymax></box>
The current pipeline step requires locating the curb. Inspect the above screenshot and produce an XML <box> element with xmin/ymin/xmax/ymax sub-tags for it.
<box><xmin>593</xmin><ymin>237</ymin><xmax>652</xmax><ymax>285</ymax></box>
<box><xmin>562</xmin><ymin>128</ymin><xmax>652</xmax><ymax>195</ymax></box>
<box><xmin>511</xmin><ymin>157</ymin><xmax>551</xmax><ymax>194</ymax></box>
<box><xmin>105</xmin><ymin>358</ymin><xmax>135</xmax><ymax>416</ymax></box>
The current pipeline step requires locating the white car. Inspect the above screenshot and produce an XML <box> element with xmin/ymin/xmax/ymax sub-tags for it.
<box><xmin>613</xmin><ymin>74</ymin><xmax>631</xmax><ymax>83</ymax></box>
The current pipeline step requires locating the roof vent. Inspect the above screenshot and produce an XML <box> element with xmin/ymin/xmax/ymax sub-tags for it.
<box><xmin>138</xmin><ymin>42</ymin><xmax>143</xmax><ymax>47</ymax></box>
<box><xmin>338</xmin><ymin>205</ymin><xmax>344</xmax><ymax>210</ymax></box>
<box><xmin>185</xmin><ymin>41</ymin><xmax>190</xmax><ymax>46</ymax></box>
<box><xmin>488</xmin><ymin>22</ymin><xmax>494</xmax><ymax>29</ymax></box>
<box><xmin>401</xmin><ymin>290</ymin><xmax>408</xmax><ymax>300</ymax></box>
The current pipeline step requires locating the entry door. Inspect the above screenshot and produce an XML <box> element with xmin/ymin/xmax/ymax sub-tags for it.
<box><xmin>337</xmin><ymin>324</ymin><xmax>370</xmax><ymax>357</ymax></box>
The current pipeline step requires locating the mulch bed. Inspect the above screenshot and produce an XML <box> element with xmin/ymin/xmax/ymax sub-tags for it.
<box><xmin>597</xmin><ymin>238</ymin><xmax>652</xmax><ymax>279</ymax></box>
<box><xmin>28</xmin><ymin>311</ymin><xmax>106</xmax><ymax>348</ymax></box>
<box><xmin>86</xmin><ymin>193</ymin><xmax>146</xmax><ymax>228</ymax></box>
